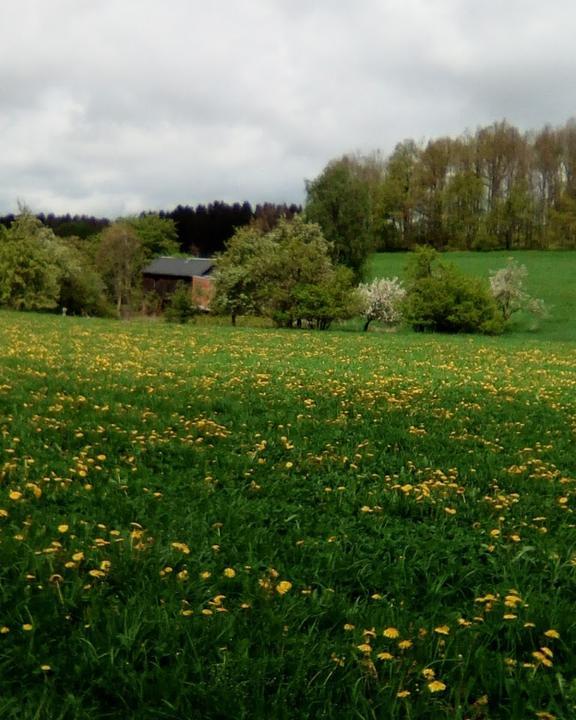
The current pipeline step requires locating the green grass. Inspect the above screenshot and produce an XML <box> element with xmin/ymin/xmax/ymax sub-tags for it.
<box><xmin>0</xmin><ymin>297</ymin><xmax>575</xmax><ymax>719</ymax></box>
<box><xmin>369</xmin><ymin>250</ymin><xmax>576</xmax><ymax>342</ymax></box>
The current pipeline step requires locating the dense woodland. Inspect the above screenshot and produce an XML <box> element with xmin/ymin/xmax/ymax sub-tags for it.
<box><xmin>305</xmin><ymin>118</ymin><xmax>576</xmax><ymax>255</ymax></box>
<box><xmin>0</xmin><ymin>202</ymin><xmax>301</xmax><ymax>257</ymax></box>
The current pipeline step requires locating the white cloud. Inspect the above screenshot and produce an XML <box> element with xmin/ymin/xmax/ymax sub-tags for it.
<box><xmin>1</xmin><ymin>0</ymin><xmax>574</xmax><ymax>215</ymax></box>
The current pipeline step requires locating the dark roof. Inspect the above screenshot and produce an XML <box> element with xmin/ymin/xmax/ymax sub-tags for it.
<box><xmin>142</xmin><ymin>257</ymin><xmax>215</xmax><ymax>278</ymax></box>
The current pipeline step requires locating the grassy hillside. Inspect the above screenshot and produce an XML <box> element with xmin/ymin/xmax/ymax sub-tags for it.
<box><xmin>0</xmin><ymin>312</ymin><xmax>575</xmax><ymax>719</ymax></box>
<box><xmin>369</xmin><ymin>251</ymin><xmax>576</xmax><ymax>342</ymax></box>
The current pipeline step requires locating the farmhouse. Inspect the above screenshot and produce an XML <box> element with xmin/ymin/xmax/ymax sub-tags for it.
<box><xmin>142</xmin><ymin>256</ymin><xmax>215</xmax><ymax>309</ymax></box>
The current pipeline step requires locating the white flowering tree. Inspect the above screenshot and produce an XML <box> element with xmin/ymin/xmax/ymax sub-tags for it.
<box><xmin>357</xmin><ymin>277</ymin><xmax>406</xmax><ymax>331</ymax></box>
<box><xmin>489</xmin><ymin>259</ymin><xmax>547</xmax><ymax>322</ymax></box>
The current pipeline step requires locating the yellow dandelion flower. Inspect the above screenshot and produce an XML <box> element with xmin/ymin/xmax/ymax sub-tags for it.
<box><xmin>434</xmin><ymin>625</ymin><xmax>450</xmax><ymax>635</ymax></box>
<box><xmin>383</xmin><ymin>627</ymin><xmax>400</xmax><ymax>639</ymax></box>
<box><xmin>0</xmin><ymin>626</ymin><xmax>10</xmax><ymax>634</ymax></box>
<box><xmin>377</xmin><ymin>652</ymin><xmax>394</xmax><ymax>661</ymax></box>
<box><xmin>422</xmin><ymin>668</ymin><xmax>436</xmax><ymax>680</ymax></box>
<box><xmin>503</xmin><ymin>614</ymin><xmax>518</xmax><ymax>620</ymax></box>
<box><xmin>22</xmin><ymin>624</ymin><xmax>33</xmax><ymax>632</ymax></box>
<box><xmin>58</xmin><ymin>524</ymin><xmax>69</xmax><ymax>533</ymax></box>
<box><xmin>544</xmin><ymin>629</ymin><xmax>560</xmax><ymax>639</ymax></box>
<box><xmin>40</xmin><ymin>664</ymin><xmax>52</xmax><ymax>672</ymax></box>
<box><xmin>343</xmin><ymin>623</ymin><xmax>355</xmax><ymax>631</ymax></box>
<box><xmin>200</xmin><ymin>571</ymin><xmax>212</xmax><ymax>580</ymax></box>
<box><xmin>9</xmin><ymin>491</ymin><xmax>22</xmax><ymax>501</ymax></box>
<box><xmin>398</xmin><ymin>640</ymin><xmax>413</xmax><ymax>650</ymax></box>
<box><xmin>88</xmin><ymin>569</ymin><xmax>106</xmax><ymax>579</ymax></box>
<box><xmin>72</xmin><ymin>551</ymin><xmax>84</xmax><ymax>562</ymax></box>
<box><xmin>201</xmin><ymin>609</ymin><xmax>213</xmax><ymax>616</ymax></box>
<box><xmin>0</xmin><ymin>509</ymin><xmax>8</xmax><ymax>518</ymax></box>
<box><xmin>223</xmin><ymin>568</ymin><xmax>236</xmax><ymax>578</ymax></box>
<box><xmin>396</xmin><ymin>690</ymin><xmax>411</xmax><ymax>698</ymax></box>
<box><xmin>276</xmin><ymin>580</ymin><xmax>293</xmax><ymax>595</ymax></box>
<box><xmin>177</xmin><ymin>570</ymin><xmax>189</xmax><ymax>581</ymax></box>
<box><xmin>356</xmin><ymin>643</ymin><xmax>372</xmax><ymax>654</ymax></box>
<box><xmin>171</xmin><ymin>542</ymin><xmax>190</xmax><ymax>554</ymax></box>
<box><xmin>428</xmin><ymin>680</ymin><xmax>447</xmax><ymax>693</ymax></box>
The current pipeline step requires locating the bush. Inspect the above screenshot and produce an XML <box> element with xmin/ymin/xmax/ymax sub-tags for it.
<box><xmin>164</xmin><ymin>283</ymin><xmax>199</xmax><ymax>324</ymax></box>
<box><xmin>403</xmin><ymin>247</ymin><xmax>504</xmax><ymax>334</ymax></box>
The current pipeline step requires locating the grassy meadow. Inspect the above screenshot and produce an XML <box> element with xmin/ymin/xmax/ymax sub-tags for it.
<box><xmin>0</xmin><ymin>252</ymin><xmax>575</xmax><ymax>719</ymax></box>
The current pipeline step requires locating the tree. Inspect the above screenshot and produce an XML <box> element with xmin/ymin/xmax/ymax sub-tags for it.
<box><xmin>0</xmin><ymin>209</ymin><xmax>61</xmax><ymax>311</ymax></box>
<box><xmin>402</xmin><ymin>247</ymin><xmax>504</xmax><ymax>334</ymax></box>
<box><xmin>127</xmin><ymin>214</ymin><xmax>179</xmax><ymax>259</ymax></box>
<box><xmin>305</xmin><ymin>155</ymin><xmax>376</xmax><ymax>280</ymax></box>
<box><xmin>95</xmin><ymin>222</ymin><xmax>144</xmax><ymax>315</ymax></box>
<box><xmin>358</xmin><ymin>277</ymin><xmax>406</xmax><ymax>331</ymax></box>
<box><xmin>212</xmin><ymin>226</ymin><xmax>276</xmax><ymax>325</ymax></box>
<box><xmin>213</xmin><ymin>216</ymin><xmax>357</xmax><ymax>329</ymax></box>
<box><xmin>489</xmin><ymin>259</ymin><xmax>547</xmax><ymax>322</ymax></box>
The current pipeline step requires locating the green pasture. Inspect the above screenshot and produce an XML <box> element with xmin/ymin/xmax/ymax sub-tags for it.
<box><xmin>0</xmin><ymin>308</ymin><xmax>575</xmax><ymax>719</ymax></box>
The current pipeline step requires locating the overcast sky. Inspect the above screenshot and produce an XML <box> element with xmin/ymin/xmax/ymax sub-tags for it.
<box><xmin>1</xmin><ymin>0</ymin><xmax>574</xmax><ymax>217</ymax></box>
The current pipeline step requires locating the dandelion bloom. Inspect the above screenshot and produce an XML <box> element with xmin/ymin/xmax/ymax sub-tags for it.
<box><xmin>434</xmin><ymin>625</ymin><xmax>450</xmax><ymax>635</ymax></box>
<box><xmin>396</xmin><ymin>690</ymin><xmax>411</xmax><ymax>698</ymax></box>
<box><xmin>22</xmin><ymin>624</ymin><xmax>33</xmax><ymax>632</ymax></box>
<box><xmin>223</xmin><ymin>568</ymin><xmax>236</xmax><ymax>578</ymax></box>
<box><xmin>276</xmin><ymin>580</ymin><xmax>293</xmax><ymax>595</ymax></box>
<box><xmin>377</xmin><ymin>652</ymin><xmax>394</xmax><ymax>661</ymax></box>
<box><xmin>398</xmin><ymin>640</ymin><xmax>413</xmax><ymax>650</ymax></box>
<box><xmin>383</xmin><ymin>627</ymin><xmax>400</xmax><ymax>639</ymax></box>
<box><xmin>171</xmin><ymin>542</ymin><xmax>190</xmax><ymax>554</ymax></box>
<box><xmin>428</xmin><ymin>680</ymin><xmax>447</xmax><ymax>693</ymax></box>
<box><xmin>422</xmin><ymin>668</ymin><xmax>436</xmax><ymax>680</ymax></box>
<box><xmin>544</xmin><ymin>629</ymin><xmax>560</xmax><ymax>639</ymax></box>
<box><xmin>58</xmin><ymin>524</ymin><xmax>69</xmax><ymax>533</ymax></box>
<box><xmin>357</xmin><ymin>643</ymin><xmax>372</xmax><ymax>654</ymax></box>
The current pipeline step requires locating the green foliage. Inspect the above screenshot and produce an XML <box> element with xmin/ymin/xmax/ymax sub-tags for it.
<box><xmin>403</xmin><ymin>247</ymin><xmax>504</xmax><ymax>334</ymax></box>
<box><xmin>212</xmin><ymin>226</ymin><xmax>276</xmax><ymax>324</ymax></box>
<box><xmin>0</xmin><ymin>219</ymin><xmax>61</xmax><ymax>310</ymax></box>
<box><xmin>164</xmin><ymin>282</ymin><xmax>199</xmax><ymax>324</ymax></box>
<box><xmin>305</xmin><ymin>155</ymin><xmax>376</xmax><ymax>280</ymax></box>
<box><xmin>214</xmin><ymin>217</ymin><xmax>357</xmax><ymax>329</ymax></box>
<box><xmin>126</xmin><ymin>214</ymin><xmax>180</xmax><ymax>259</ymax></box>
<box><xmin>95</xmin><ymin>222</ymin><xmax>144</xmax><ymax>315</ymax></box>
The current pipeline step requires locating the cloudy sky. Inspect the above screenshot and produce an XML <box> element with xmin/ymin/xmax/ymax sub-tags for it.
<box><xmin>1</xmin><ymin>0</ymin><xmax>574</xmax><ymax>217</ymax></box>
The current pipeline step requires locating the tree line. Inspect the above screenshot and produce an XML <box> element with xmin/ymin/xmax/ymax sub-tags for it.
<box><xmin>305</xmin><ymin>118</ymin><xmax>576</xmax><ymax>258</ymax></box>
<box><xmin>0</xmin><ymin>202</ymin><xmax>300</xmax><ymax>257</ymax></box>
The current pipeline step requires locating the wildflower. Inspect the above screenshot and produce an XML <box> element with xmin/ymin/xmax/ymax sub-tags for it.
<box><xmin>422</xmin><ymin>668</ymin><xmax>436</xmax><ymax>680</ymax></box>
<box><xmin>200</xmin><ymin>571</ymin><xmax>212</xmax><ymax>580</ymax></box>
<box><xmin>22</xmin><ymin>624</ymin><xmax>33</xmax><ymax>632</ymax></box>
<box><xmin>40</xmin><ymin>664</ymin><xmax>52</xmax><ymax>672</ymax></box>
<box><xmin>383</xmin><ymin>627</ymin><xmax>400</xmax><ymax>639</ymax></box>
<box><xmin>544</xmin><ymin>629</ymin><xmax>560</xmax><ymax>639</ymax></box>
<box><xmin>276</xmin><ymin>580</ymin><xmax>292</xmax><ymax>595</ymax></box>
<box><xmin>398</xmin><ymin>640</ymin><xmax>413</xmax><ymax>650</ymax></box>
<box><xmin>428</xmin><ymin>680</ymin><xmax>447</xmax><ymax>693</ymax></box>
<box><xmin>396</xmin><ymin>690</ymin><xmax>411</xmax><ymax>698</ymax></box>
<box><xmin>343</xmin><ymin>624</ymin><xmax>355</xmax><ymax>631</ymax></box>
<box><xmin>0</xmin><ymin>509</ymin><xmax>8</xmax><ymax>518</ymax></box>
<box><xmin>9</xmin><ymin>491</ymin><xmax>22</xmax><ymax>501</ymax></box>
<box><xmin>223</xmin><ymin>568</ymin><xmax>236</xmax><ymax>578</ymax></box>
<box><xmin>434</xmin><ymin>625</ymin><xmax>450</xmax><ymax>635</ymax></box>
<box><xmin>177</xmin><ymin>570</ymin><xmax>189</xmax><ymax>581</ymax></box>
<box><xmin>377</xmin><ymin>652</ymin><xmax>394</xmax><ymax>661</ymax></box>
<box><xmin>357</xmin><ymin>643</ymin><xmax>372</xmax><ymax>654</ymax></box>
<box><xmin>171</xmin><ymin>542</ymin><xmax>190</xmax><ymax>554</ymax></box>
<box><xmin>58</xmin><ymin>524</ymin><xmax>69</xmax><ymax>533</ymax></box>
<box><xmin>0</xmin><ymin>626</ymin><xmax>10</xmax><ymax>634</ymax></box>
<box><xmin>72</xmin><ymin>551</ymin><xmax>84</xmax><ymax>562</ymax></box>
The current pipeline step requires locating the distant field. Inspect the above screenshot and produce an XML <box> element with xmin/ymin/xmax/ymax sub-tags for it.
<box><xmin>0</xmin><ymin>312</ymin><xmax>575</xmax><ymax>719</ymax></box>
<box><xmin>369</xmin><ymin>250</ymin><xmax>576</xmax><ymax>342</ymax></box>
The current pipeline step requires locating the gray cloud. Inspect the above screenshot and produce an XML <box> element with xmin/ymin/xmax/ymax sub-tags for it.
<box><xmin>1</xmin><ymin>0</ymin><xmax>574</xmax><ymax>216</ymax></box>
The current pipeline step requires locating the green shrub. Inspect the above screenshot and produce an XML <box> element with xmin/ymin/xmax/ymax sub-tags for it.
<box><xmin>164</xmin><ymin>283</ymin><xmax>199</xmax><ymax>324</ymax></box>
<box><xmin>403</xmin><ymin>247</ymin><xmax>504</xmax><ymax>334</ymax></box>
